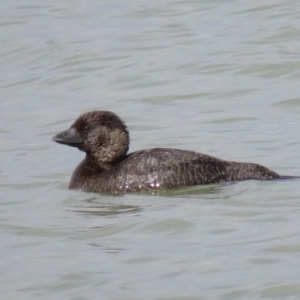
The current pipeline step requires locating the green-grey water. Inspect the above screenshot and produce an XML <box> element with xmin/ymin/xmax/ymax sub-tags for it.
<box><xmin>1</xmin><ymin>0</ymin><xmax>300</xmax><ymax>299</ymax></box>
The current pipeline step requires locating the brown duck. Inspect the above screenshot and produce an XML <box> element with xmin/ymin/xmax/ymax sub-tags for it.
<box><xmin>52</xmin><ymin>111</ymin><xmax>297</xmax><ymax>194</ymax></box>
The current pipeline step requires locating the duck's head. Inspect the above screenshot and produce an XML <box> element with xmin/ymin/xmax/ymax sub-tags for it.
<box><xmin>53</xmin><ymin>111</ymin><xmax>129</xmax><ymax>168</ymax></box>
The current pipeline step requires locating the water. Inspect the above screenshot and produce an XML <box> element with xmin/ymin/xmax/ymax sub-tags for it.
<box><xmin>1</xmin><ymin>0</ymin><xmax>300</xmax><ymax>299</ymax></box>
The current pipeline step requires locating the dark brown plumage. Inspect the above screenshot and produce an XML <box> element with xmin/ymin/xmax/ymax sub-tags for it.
<box><xmin>52</xmin><ymin>111</ymin><xmax>296</xmax><ymax>194</ymax></box>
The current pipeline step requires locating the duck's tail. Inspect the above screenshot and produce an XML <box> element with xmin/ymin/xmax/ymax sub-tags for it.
<box><xmin>226</xmin><ymin>162</ymin><xmax>300</xmax><ymax>182</ymax></box>
<box><xmin>225</xmin><ymin>162</ymin><xmax>281</xmax><ymax>181</ymax></box>
<box><xmin>278</xmin><ymin>175</ymin><xmax>300</xmax><ymax>180</ymax></box>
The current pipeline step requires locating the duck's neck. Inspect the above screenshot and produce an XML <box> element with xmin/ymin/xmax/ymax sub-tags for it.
<box><xmin>68</xmin><ymin>155</ymin><xmax>125</xmax><ymax>190</ymax></box>
<box><xmin>68</xmin><ymin>158</ymin><xmax>99</xmax><ymax>190</ymax></box>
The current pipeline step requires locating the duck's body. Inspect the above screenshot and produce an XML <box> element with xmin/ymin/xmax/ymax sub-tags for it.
<box><xmin>52</xmin><ymin>111</ymin><xmax>294</xmax><ymax>194</ymax></box>
<box><xmin>69</xmin><ymin>148</ymin><xmax>280</xmax><ymax>194</ymax></box>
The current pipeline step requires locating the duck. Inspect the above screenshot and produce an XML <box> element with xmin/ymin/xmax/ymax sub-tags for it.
<box><xmin>52</xmin><ymin>111</ymin><xmax>296</xmax><ymax>194</ymax></box>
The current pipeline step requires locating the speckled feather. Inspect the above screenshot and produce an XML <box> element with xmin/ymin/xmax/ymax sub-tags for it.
<box><xmin>70</xmin><ymin>148</ymin><xmax>234</xmax><ymax>193</ymax></box>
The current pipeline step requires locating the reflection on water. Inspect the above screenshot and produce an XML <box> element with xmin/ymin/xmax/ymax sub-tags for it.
<box><xmin>72</xmin><ymin>202</ymin><xmax>142</xmax><ymax>216</ymax></box>
<box><xmin>69</xmin><ymin>185</ymin><xmax>228</xmax><ymax>215</ymax></box>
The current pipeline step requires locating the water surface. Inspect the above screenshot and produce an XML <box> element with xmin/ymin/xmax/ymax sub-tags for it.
<box><xmin>1</xmin><ymin>0</ymin><xmax>300</xmax><ymax>299</ymax></box>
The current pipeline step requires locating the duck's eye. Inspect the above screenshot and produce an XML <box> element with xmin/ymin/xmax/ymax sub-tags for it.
<box><xmin>83</xmin><ymin>125</ymin><xmax>89</xmax><ymax>133</ymax></box>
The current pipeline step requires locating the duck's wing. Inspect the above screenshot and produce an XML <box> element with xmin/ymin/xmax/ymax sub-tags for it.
<box><xmin>112</xmin><ymin>148</ymin><xmax>229</xmax><ymax>191</ymax></box>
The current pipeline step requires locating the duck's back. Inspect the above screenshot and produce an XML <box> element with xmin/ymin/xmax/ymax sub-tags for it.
<box><xmin>89</xmin><ymin>148</ymin><xmax>229</xmax><ymax>193</ymax></box>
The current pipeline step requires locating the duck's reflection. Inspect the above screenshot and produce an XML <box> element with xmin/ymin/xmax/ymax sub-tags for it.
<box><xmin>69</xmin><ymin>197</ymin><xmax>142</xmax><ymax>216</ymax></box>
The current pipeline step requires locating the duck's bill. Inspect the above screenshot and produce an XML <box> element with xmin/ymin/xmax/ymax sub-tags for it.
<box><xmin>52</xmin><ymin>128</ymin><xmax>83</xmax><ymax>147</ymax></box>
